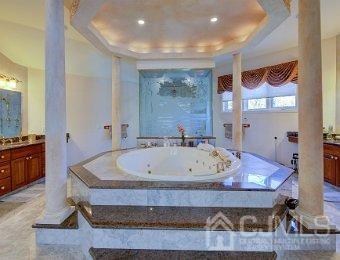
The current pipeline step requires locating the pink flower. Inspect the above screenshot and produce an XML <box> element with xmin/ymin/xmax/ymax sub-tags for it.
<box><xmin>177</xmin><ymin>124</ymin><xmax>185</xmax><ymax>133</ymax></box>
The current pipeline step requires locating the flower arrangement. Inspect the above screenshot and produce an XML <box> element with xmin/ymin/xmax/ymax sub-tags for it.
<box><xmin>177</xmin><ymin>124</ymin><xmax>185</xmax><ymax>134</ymax></box>
<box><xmin>177</xmin><ymin>124</ymin><xmax>186</xmax><ymax>146</ymax></box>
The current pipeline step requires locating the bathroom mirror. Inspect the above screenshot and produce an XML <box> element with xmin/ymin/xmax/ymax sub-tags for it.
<box><xmin>0</xmin><ymin>89</ymin><xmax>22</xmax><ymax>138</ymax></box>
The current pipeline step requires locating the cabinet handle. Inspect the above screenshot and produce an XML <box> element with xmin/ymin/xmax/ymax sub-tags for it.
<box><xmin>26</xmin><ymin>157</ymin><xmax>29</xmax><ymax>160</ymax></box>
<box><xmin>0</xmin><ymin>155</ymin><xmax>4</xmax><ymax>159</ymax></box>
<box><xmin>335</xmin><ymin>157</ymin><xmax>338</xmax><ymax>160</ymax></box>
<box><xmin>0</xmin><ymin>169</ymin><xmax>4</xmax><ymax>173</ymax></box>
<box><xmin>0</xmin><ymin>186</ymin><xmax>5</xmax><ymax>190</ymax></box>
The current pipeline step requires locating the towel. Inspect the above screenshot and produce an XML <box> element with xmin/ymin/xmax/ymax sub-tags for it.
<box><xmin>197</xmin><ymin>143</ymin><xmax>214</xmax><ymax>152</ymax></box>
<box><xmin>214</xmin><ymin>147</ymin><xmax>232</xmax><ymax>162</ymax></box>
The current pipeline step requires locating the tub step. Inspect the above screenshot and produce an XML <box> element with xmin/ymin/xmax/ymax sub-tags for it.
<box><xmin>89</xmin><ymin>248</ymin><xmax>277</xmax><ymax>260</ymax></box>
<box><xmin>78</xmin><ymin>201</ymin><xmax>287</xmax><ymax>232</ymax></box>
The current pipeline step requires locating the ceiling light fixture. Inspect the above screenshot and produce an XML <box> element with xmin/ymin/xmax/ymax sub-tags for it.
<box><xmin>138</xmin><ymin>19</ymin><xmax>145</xmax><ymax>25</ymax></box>
<box><xmin>210</xmin><ymin>17</ymin><xmax>218</xmax><ymax>23</ymax></box>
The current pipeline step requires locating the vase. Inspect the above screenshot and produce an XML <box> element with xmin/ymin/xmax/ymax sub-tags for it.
<box><xmin>181</xmin><ymin>132</ymin><xmax>185</xmax><ymax>146</ymax></box>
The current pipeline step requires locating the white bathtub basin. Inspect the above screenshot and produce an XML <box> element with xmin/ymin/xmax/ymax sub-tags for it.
<box><xmin>116</xmin><ymin>147</ymin><xmax>241</xmax><ymax>181</ymax></box>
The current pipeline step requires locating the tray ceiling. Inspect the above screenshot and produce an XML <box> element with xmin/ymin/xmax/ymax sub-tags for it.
<box><xmin>70</xmin><ymin>0</ymin><xmax>291</xmax><ymax>59</ymax></box>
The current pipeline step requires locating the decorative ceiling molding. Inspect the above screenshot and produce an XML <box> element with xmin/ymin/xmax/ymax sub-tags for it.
<box><xmin>69</xmin><ymin>0</ymin><xmax>291</xmax><ymax>59</ymax></box>
<box><xmin>70</xmin><ymin>0</ymin><xmax>80</xmax><ymax>18</ymax></box>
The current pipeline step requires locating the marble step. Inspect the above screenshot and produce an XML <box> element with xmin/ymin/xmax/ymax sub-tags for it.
<box><xmin>78</xmin><ymin>201</ymin><xmax>288</xmax><ymax>232</ymax></box>
<box><xmin>32</xmin><ymin>198</ymin><xmax>78</xmax><ymax>230</ymax></box>
<box><xmin>89</xmin><ymin>248</ymin><xmax>277</xmax><ymax>260</ymax></box>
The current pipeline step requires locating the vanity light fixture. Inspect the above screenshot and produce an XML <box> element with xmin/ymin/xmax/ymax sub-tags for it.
<box><xmin>0</xmin><ymin>74</ymin><xmax>22</xmax><ymax>89</ymax></box>
<box><xmin>0</xmin><ymin>75</ymin><xmax>6</xmax><ymax>88</ymax></box>
<box><xmin>8</xmin><ymin>78</ymin><xmax>17</xmax><ymax>89</ymax></box>
<box><xmin>138</xmin><ymin>19</ymin><xmax>145</xmax><ymax>25</ymax></box>
<box><xmin>210</xmin><ymin>17</ymin><xmax>218</xmax><ymax>23</ymax></box>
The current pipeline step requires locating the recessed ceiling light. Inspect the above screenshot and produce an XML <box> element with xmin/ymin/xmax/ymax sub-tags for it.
<box><xmin>138</xmin><ymin>19</ymin><xmax>145</xmax><ymax>25</ymax></box>
<box><xmin>210</xmin><ymin>17</ymin><xmax>218</xmax><ymax>23</ymax></box>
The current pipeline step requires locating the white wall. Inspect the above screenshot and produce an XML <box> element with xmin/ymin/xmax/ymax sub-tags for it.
<box><xmin>27</xmin><ymin>57</ymin><xmax>139</xmax><ymax>166</ymax></box>
<box><xmin>120</xmin><ymin>58</ymin><xmax>139</xmax><ymax>149</ymax></box>
<box><xmin>213</xmin><ymin>36</ymin><xmax>337</xmax><ymax>166</ymax></box>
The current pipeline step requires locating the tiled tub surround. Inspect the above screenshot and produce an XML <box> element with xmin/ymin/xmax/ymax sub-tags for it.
<box><xmin>35</xmin><ymin>149</ymin><xmax>337</xmax><ymax>258</ymax></box>
<box><xmin>35</xmin><ymin>204</ymin><xmax>337</xmax><ymax>257</ymax></box>
<box><xmin>69</xmin><ymin>149</ymin><xmax>294</xmax><ymax>208</ymax></box>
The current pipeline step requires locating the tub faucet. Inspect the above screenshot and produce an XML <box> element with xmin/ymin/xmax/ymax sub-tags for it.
<box><xmin>217</xmin><ymin>162</ymin><xmax>225</xmax><ymax>173</ymax></box>
<box><xmin>163</xmin><ymin>137</ymin><xmax>171</xmax><ymax>147</ymax></box>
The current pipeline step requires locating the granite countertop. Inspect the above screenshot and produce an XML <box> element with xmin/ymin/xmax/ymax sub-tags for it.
<box><xmin>137</xmin><ymin>136</ymin><xmax>216</xmax><ymax>139</ymax></box>
<box><xmin>324</xmin><ymin>139</ymin><xmax>340</xmax><ymax>147</ymax></box>
<box><xmin>0</xmin><ymin>139</ymin><xmax>45</xmax><ymax>151</ymax></box>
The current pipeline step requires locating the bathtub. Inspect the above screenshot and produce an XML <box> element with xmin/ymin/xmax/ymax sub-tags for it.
<box><xmin>116</xmin><ymin>147</ymin><xmax>241</xmax><ymax>181</ymax></box>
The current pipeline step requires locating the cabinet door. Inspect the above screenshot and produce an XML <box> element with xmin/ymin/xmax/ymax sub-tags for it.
<box><xmin>11</xmin><ymin>157</ymin><xmax>27</xmax><ymax>190</ymax></box>
<box><xmin>27</xmin><ymin>154</ymin><xmax>41</xmax><ymax>183</ymax></box>
<box><xmin>41</xmin><ymin>152</ymin><xmax>45</xmax><ymax>177</ymax></box>
<box><xmin>324</xmin><ymin>153</ymin><xmax>336</xmax><ymax>184</ymax></box>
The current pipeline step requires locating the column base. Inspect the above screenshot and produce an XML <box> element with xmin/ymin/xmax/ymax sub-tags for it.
<box><xmin>36</xmin><ymin>205</ymin><xmax>75</xmax><ymax>225</ymax></box>
<box><xmin>290</xmin><ymin>207</ymin><xmax>336</xmax><ymax>230</ymax></box>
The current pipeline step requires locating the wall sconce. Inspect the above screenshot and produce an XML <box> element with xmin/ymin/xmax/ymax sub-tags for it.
<box><xmin>0</xmin><ymin>74</ymin><xmax>22</xmax><ymax>89</ymax></box>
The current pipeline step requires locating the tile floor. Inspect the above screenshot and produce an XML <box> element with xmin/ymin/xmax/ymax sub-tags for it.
<box><xmin>0</xmin><ymin>174</ymin><xmax>339</xmax><ymax>259</ymax></box>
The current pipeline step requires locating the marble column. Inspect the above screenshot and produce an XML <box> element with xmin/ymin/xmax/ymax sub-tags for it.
<box><xmin>232</xmin><ymin>53</ymin><xmax>242</xmax><ymax>157</ymax></box>
<box><xmin>37</xmin><ymin>0</ymin><xmax>73</xmax><ymax>224</ymax></box>
<box><xmin>336</xmin><ymin>35</ymin><xmax>340</xmax><ymax>133</ymax></box>
<box><xmin>112</xmin><ymin>56</ymin><xmax>121</xmax><ymax>150</ymax></box>
<box><xmin>293</xmin><ymin>0</ymin><xmax>329</xmax><ymax>228</ymax></box>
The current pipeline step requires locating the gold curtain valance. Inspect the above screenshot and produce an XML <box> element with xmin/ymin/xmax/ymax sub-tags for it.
<box><xmin>217</xmin><ymin>60</ymin><xmax>298</xmax><ymax>94</ymax></box>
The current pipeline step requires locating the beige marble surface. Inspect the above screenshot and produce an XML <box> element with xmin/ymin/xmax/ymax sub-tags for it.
<box><xmin>232</xmin><ymin>53</ymin><xmax>243</xmax><ymax>152</ymax></box>
<box><xmin>40</xmin><ymin>0</ymin><xmax>74</xmax><ymax>225</ymax></box>
<box><xmin>296</xmin><ymin>0</ymin><xmax>325</xmax><ymax>227</ymax></box>
<box><xmin>0</xmin><ymin>182</ymin><xmax>83</xmax><ymax>259</ymax></box>
<box><xmin>0</xmin><ymin>178</ymin><xmax>339</xmax><ymax>259</ymax></box>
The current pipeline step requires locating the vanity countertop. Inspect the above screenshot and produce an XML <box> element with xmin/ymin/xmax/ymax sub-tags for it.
<box><xmin>137</xmin><ymin>136</ymin><xmax>216</xmax><ymax>139</ymax></box>
<box><xmin>0</xmin><ymin>139</ymin><xmax>45</xmax><ymax>151</ymax></box>
<box><xmin>324</xmin><ymin>139</ymin><xmax>340</xmax><ymax>147</ymax></box>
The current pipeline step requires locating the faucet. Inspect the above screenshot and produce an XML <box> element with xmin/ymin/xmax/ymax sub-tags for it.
<box><xmin>4</xmin><ymin>138</ymin><xmax>13</xmax><ymax>145</ymax></box>
<box><xmin>0</xmin><ymin>136</ymin><xmax>5</xmax><ymax>146</ymax></box>
<box><xmin>217</xmin><ymin>162</ymin><xmax>225</xmax><ymax>173</ymax></box>
<box><xmin>163</xmin><ymin>137</ymin><xmax>171</xmax><ymax>147</ymax></box>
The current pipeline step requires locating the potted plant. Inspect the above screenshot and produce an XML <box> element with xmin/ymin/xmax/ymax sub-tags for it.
<box><xmin>177</xmin><ymin>124</ymin><xmax>186</xmax><ymax>146</ymax></box>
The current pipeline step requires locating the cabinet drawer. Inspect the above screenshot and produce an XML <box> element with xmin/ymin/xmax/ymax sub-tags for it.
<box><xmin>0</xmin><ymin>163</ymin><xmax>11</xmax><ymax>180</ymax></box>
<box><xmin>0</xmin><ymin>150</ymin><xmax>11</xmax><ymax>163</ymax></box>
<box><xmin>0</xmin><ymin>177</ymin><xmax>11</xmax><ymax>196</ymax></box>
<box><xmin>11</xmin><ymin>144</ymin><xmax>42</xmax><ymax>160</ymax></box>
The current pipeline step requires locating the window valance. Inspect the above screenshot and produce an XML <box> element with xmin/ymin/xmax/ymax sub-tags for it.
<box><xmin>217</xmin><ymin>60</ymin><xmax>298</xmax><ymax>94</ymax></box>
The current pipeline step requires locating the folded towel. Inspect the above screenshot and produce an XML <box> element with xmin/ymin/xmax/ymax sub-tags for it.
<box><xmin>197</xmin><ymin>143</ymin><xmax>214</xmax><ymax>152</ymax></box>
<box><xmin>214</xmin><ymin>147</ymin><xmax>232</xmax><ymax>161</ymax></box>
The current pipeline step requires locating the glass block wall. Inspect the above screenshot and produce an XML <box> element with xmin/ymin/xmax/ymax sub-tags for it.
<box><xmin>0</xmin><ymin>89</ymin><xmax>22</xmax><ymax>137</ymax></box>
<box><xmin>139</xmin><ymin>69</ymin><xmax>212</xmax><ymax>137</ymax></box>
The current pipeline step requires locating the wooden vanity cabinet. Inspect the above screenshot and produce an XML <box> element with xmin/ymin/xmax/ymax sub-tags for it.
<box><xmin>0</xmin><ymin>151</ymin><xmax>11</xmax><ymax>196</ymax></box>
<box><xmin>11</xmin><ymin>157</ymin><xmax>27</xmax><ymax>190</ymax></box>
<box><xmin>27</xmin><ymin>153</ymin><xmax>42</xmax><ymax>183</ymax></box>
<box><xmin>323</xmin><ymin>144</ymin><xmax>340</xmax><ymax>186</ymax></box>
<box><xmin>0</xmin><ymin>143</ymin><xmax>45</xmax><ymax>196</ymax></box>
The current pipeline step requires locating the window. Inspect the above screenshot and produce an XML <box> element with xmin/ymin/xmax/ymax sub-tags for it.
<box><xmin>272</xmin><ymin>95</ymin><xmax>296</xmax><ymax>108</ymax></box>
<box><xmin>246</xmin><ymin>98</ymin><xmax>267</xmax><ymax>110</ymax></box>
<box><xmin>222</xmin><ymin>100</ymin><xmax>233</xmax><ymax>111</ymax></box>
<box><xmin>221</xmin><ymin>82</ymin><xmax>297</xmax><ymax>112</ymax></box>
